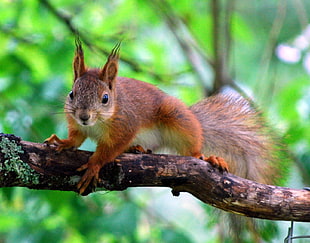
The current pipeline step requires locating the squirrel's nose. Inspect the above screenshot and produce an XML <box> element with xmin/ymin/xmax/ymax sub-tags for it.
<box><xmin>79</xmin><ymin>113</ymin><xmax>90</xmax><ymax>122</ymax></box>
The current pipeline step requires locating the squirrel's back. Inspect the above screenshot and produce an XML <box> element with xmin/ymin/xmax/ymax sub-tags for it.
<box><xmin>115</xmin><ymin>77</ymin><xmax>166</xmax><ymax>121</ymax></box>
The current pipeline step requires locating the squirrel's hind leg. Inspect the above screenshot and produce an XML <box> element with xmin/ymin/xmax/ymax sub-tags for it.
<box><xmin>126</xmin><ymin>145</ymin><xmax>152</xmax><ymax>154</ymax></box>
<box><xmin>196</xmin><ymin>154</ymin><xmax>229</xmax><ymax>172</ymax></box>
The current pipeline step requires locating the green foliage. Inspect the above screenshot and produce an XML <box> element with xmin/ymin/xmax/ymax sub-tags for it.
<box><xmin>0</xmin><ymin>0</ymin><xmax>309</xmax><ymax>242</ymax></box>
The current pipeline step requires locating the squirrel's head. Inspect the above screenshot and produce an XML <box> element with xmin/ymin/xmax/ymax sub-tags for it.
<box><xmin>65</xmin><ymin>38</ymin><xmax>120</xmax><ymax>126</ymax></box>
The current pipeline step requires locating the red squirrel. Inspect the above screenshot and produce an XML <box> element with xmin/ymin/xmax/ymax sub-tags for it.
<box><xmin>45</xmin><ymin>39</ymin><xmax>278</xmax><ymax>194</ymax></box>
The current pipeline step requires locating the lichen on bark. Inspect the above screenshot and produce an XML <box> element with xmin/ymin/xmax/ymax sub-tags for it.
<box><xmin>0</xmin><ymin>135</ymin><xmax>40</xmax><ymax>185</ymax></box>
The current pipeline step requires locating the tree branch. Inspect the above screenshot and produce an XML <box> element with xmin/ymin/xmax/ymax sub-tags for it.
<box><xmin>0</xmin><ymin>133</ymin><xmax>309</xmax><ymax>222</ymax></box>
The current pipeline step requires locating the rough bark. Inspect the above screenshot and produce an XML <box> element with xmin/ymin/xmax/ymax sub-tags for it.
<box><xmin>0</xmin><ymin>133</ymin><xmax>309</xmax><ymax>222</ymax></box>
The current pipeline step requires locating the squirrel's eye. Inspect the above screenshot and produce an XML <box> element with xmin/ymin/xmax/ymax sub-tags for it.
<box><xmin>69</xmin><ymin>91</ymin><xmax>74</xmax><ymax>100</ymax></box>
<box><xmin>102</xmin><ymin>94</ymin><xmax>109</xmax><ymax>104</ymax></box>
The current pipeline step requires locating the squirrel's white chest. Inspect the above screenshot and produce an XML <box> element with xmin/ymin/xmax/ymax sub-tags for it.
<box><xmin>80</xmin><ymin>122</ymin><xmax>107</xmax><ymax>142</ymax></box>
<box><xmin>81</xmin><ymin>123</ymin><xmax>162</xmax><ymax>150</ymax></box>
<box><xmin>79</xmin><ymin>122</ymin><xmax>179</xmax><ymax>154</ymax></box>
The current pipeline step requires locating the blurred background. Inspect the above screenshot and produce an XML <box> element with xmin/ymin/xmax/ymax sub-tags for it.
<box><xmin>0</xmin><ymin>0</ymin><xmax>310</xmax><ymax>242</ymax></box>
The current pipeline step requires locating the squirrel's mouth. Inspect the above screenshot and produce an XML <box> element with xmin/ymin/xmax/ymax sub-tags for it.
<box><xmin>71</xmin><ymin>113</ymin><xmax>97</xmax><ymax>127</ymax></box>
<box><xmin>77</xmin><ymin>119</ymin><xmax>97</xmax><ymax>127</ymax></box>
<box><xmin>74</xmin><ymin>110</ymin><xmax>97</xmax><ymax>126</ymax></box>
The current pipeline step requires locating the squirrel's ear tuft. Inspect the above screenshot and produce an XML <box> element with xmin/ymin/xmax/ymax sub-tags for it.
<box><xmin>99</xmin><ymin>41</ymin><xmax>121</xmax><ymax>89</ymax></box>
<box><xmin>73</xmin><ymin>37</ymin><xmax>86</xmax><ymax>81</ymax></box>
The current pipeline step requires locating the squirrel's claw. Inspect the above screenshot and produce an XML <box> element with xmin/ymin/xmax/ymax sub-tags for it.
<box><xmin>76</xmin><ymin>162</ymin><xmax>100</xmax><ymax>195</ymax></box>
<box><xmin>76</xmin><ymin>163</ymin><xmax>88</xmax><ymax>172</ymax></box>
<box><xmin>200</xmin><ymin>154</ymin><xmax>229</xmax><ymax>172</ymax></box>
<box><xmin>44</xmin><ymin>134</ymin><xmax>61</xmax><ymax>145</ymax></box>
<box><xmin>44</xmin><ymin>134</ymin><xmax>76</xmax><ymax>152</ymax></box>
<box><xmin>126</xmin><ymin>145</ymin><xmax>152</xmax><ymax>154</ymax></box>
<box><xmin>44</xmin><ymin>134</ymin><xmax>64</xmax><ymax>152</ymax></box>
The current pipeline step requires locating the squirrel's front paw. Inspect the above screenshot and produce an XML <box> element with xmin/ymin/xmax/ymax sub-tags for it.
<box><xmin>44</xmin><ymin>134</ymin><xmax>60</xmax><ymax>145</ymax></box>
<box><xmin>76</xmin><ymin>163</ymin><xmax>101</xmax><ymax>195</ymax></box>
<box><xmin>44</xmin><ymin>134</ymin><xmax>75</xmax><ymax>152</ymax></box>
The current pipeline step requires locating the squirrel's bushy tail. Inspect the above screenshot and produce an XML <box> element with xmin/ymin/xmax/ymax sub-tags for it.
<box><xmin>190</xmin><ymin>93</ymin><xmax>289</xmax><ymax>242</ymax></box>
<box><xmin>190</xmin><ymin>93</ymin><xmax>286</xmax><ymax>185</ymax></box>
